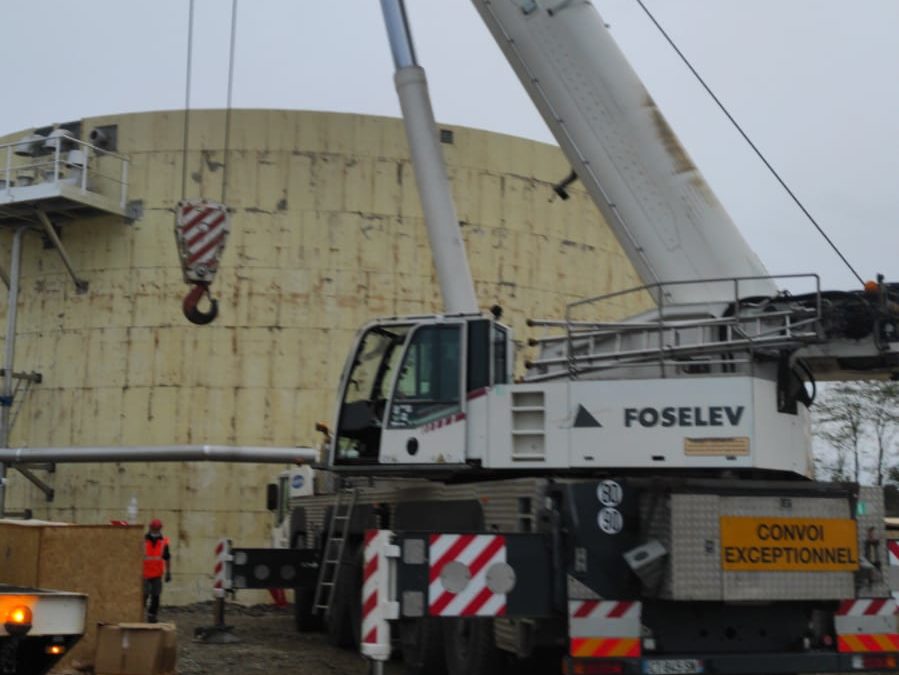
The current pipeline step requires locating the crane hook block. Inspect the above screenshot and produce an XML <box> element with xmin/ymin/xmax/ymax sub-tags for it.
<box><xmin>174</xmin><ymin>199</ymin><xmax>231</xmax><ymax>326</ymax></box>
<box><xmin>183</xmin><ymin>283</ymin><xmax>219</xmax><ymax>325</ymax></box>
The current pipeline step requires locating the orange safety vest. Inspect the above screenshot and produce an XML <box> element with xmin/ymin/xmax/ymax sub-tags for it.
<box><xmin>143</xmin><ymin>536</ymin><xmax>169</xmax><ymax>579</ymax></box>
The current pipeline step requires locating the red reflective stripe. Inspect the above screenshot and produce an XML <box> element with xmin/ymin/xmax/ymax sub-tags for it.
<box><xmin>837</xmin><ymin>600</ymin><xmax>855</xmax><ymax>615</ymax></box>
<box><xmin>188</xmin><ymin>233</ymin><xmax>225</xmax><ymax>264</ymax></box>
<box><xmin>182</xmin><ymin>207</ymin><xmax>216</xmax><ymax>235</ymax></box>
<box><xmin>465</xmin><ymin>536</ymin><xmax>505</xmax><ymax>580</ymax></box>
<box><xmin>362</xmin><ymin>591</ymin><xmax>377</xmax><ymax>618</ymax></box>
<box><xmin>608</xmin><ymin>601</ymin><xmax>634</xmax><ymax>618</ymax></box>
<box><xmin>429</xmin><ymin>534</ymin><xmax>475</xmax><ymax>584</ymax></box>
<box><xmin>858</xmin><ymin>634</ymin><xmax>881</xmax><ymax>652</ymax></box>
<box><xmin>460</xmin><ymin>586</ymin><xmax>494</xmax><ymax>616</ymax></box>
<box><xmin>866</xmin><ymin>599</ymin><xmax>887</xmax><ymax>615</ymax></box>
<box><xmin>365</xmin><ymin>529</ymin><xmax>377</xmax><ymax>546</ymax></box>
<box><xmin>187</xmin><ymin>213</ymin><xmax>226</xmax><ymax>247</ymax></box>
<box><xmin>573</xmin><ymin>600</ymin><xmax>599</xmax><ymax>618</ymax></box>
<box><xmin>429</xmin><ymin>590</ymin><xmax>456</xmax><ymax>616</ymax></box>
<box><xmin>363</xmin><ymin>627</ymin><xmax>377</xmax><ymax>644</ymax></box>
<box><xmin>364</xmin><ymin>555</ymin><xmax>378</xmax><ymax>582</ymax></box>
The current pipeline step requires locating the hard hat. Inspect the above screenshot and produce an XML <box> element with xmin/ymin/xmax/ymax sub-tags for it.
<box><xmin>149</xmin><ymin>518</ymin><xmax>163</xmax><ymax>530</ymax></box>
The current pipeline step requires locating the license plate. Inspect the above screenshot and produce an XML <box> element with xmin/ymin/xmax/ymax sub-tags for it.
<box><xmin>643</xmin><ymin>659</ymin><xmax>704</xmax><ymax>675</ymax></box>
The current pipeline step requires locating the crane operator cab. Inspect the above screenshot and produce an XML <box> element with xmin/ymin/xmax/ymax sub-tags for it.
<box><xmin>329</xmin><ymin>314</ymin><xmax>512</xmax><ymax>469</ymax></box>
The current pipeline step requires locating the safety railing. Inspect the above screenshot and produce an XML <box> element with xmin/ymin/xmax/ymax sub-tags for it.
<box><xmin>526</xmin><ymin>274</ymin><xmax>823</xmax><ymax>381</ymax></box>
<box><xmin>1</xmin><ymin>136</ymin><xmax>129</xmax><ymax>210</ymax></box>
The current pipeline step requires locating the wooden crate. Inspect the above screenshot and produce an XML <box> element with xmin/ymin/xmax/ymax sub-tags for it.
<box><xmin>0</xmin><ymin>520</ymin><xmax>144</xmax><ymax>668</ymax></box>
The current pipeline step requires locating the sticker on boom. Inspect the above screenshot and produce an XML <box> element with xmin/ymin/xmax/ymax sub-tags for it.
<box><xmin>720</xmin><ymin>516</ymin><xmax>858</xmax><ymax>572</ymax></box>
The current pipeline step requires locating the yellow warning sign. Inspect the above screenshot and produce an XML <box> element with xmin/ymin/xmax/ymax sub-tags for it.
<box><xmin>720</xmin><ymin>516</ymin><xmax>858</xmax><ymax>572</ymax></box>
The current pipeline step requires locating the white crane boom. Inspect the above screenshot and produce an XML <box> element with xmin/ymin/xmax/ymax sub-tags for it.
<box><xmin>471</xmin><ymin>0</ymin><xmax>777</xmax><ymax>305</ymax></box>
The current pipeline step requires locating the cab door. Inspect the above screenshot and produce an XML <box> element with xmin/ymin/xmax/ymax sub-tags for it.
<box><xmin>379</xmin><ymin>322</ymin><xmax>467</xmax><ymax>464</ymax></box>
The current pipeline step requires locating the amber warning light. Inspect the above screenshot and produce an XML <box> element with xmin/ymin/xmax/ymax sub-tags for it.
<box><xmin>5</xmin><ymin>605</ymin><xmax>33</xmax><ymax>636</ymax></box>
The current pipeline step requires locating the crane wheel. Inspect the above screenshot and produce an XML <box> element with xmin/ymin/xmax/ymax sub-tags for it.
<box><xmin>293</xmin><ymin>585</ymin><xmax>320</xmax><ymax>632</ymax></box>
<box><xmin>442</xmin><ymin>618</ymin><xmax>501</xmax><ymax>675</ymax></box>
<box><xmin>325</xmin><ymin>543</ymin><xmax>362</xmax><ymax>649</ymax></box>
<box><xmin>400</xmin><ymin>618</ymin><xmax>446</xmax><ymax>675</ymax></box>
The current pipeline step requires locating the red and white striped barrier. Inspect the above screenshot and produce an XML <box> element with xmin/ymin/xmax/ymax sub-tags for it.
<box><xmin>889</xmin><ymin>540</ymin><xmax>899</xmax><ymax>567</ymax></box>
<box><xmin>428</xmin><ymin>534</ymin><xmax>507</xmax><ymax>616</ymax></box>
<box><xmin>361</xmin><ymin>530</ymin><xmax>399</xmax><ymax>662</ymax></box>
<box><xmin>213</xmin><ymin>538</ymin><xmax>233</xmax><ymax>598</ymax></box>
<box><xmin>837</xmin><ymin>599</ymin><xmax>899</xmax><ymax>617</ymax></box>
<box><xmin>835</xmin><ymin>597</ymin><xmax>899</xmax><ymax>653</ymax></box>
<box><xmin>568</xmin><ymin>600</ymin><xmax>642</xmax><ymax>658</ymax></box>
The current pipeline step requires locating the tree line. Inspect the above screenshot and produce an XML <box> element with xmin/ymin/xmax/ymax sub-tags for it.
<box><xmin>813</xmin><ymin>381</ymin><xmax>899</xmax><ymax>485</ymax></box>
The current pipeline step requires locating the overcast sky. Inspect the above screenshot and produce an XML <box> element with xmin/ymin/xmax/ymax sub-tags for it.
<box><xmin>1</xmin><ymin>1</ymin><xmax>896</xmax><ymax>292</ymax></box>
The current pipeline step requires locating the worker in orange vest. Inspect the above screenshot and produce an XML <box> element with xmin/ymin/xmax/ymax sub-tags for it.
<box><xmin>143</xmin><ymin>518</ymin><xmax>172</xmax><ymax>623</ymax></box>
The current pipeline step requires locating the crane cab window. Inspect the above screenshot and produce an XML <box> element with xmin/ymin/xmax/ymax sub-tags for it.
<box><xmin>389</xmin><ymin>325</ymin><xmax>461</xmax><ymax>429</ymax></box>
<box><xmin>335</xmin><ymin>324</ymin><xmax>410</xmax><ymax>462</ymax></box>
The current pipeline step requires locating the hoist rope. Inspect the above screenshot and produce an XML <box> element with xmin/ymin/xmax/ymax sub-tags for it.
<box><xmin>633</xmin><ymin>0</ymin><xmax>864</xmax><ymax>286</ymax></box>
<box><xmin>180</xmin><ymin>0</ymin><xmax>196</xmax><ymax>201</ymax></box>
<box><xmin>221</xmin><ymin>0</ymin><xmax>239</xmax><ymax>205</ymax></box>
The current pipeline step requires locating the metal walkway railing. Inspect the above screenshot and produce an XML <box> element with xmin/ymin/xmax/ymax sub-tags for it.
<box><xmin>526</xmin><ymin>274</ymin><xmax>823</xmax><ymax>381</ymax></box>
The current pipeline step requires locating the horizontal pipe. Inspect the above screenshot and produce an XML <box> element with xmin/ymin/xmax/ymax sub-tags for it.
<box><xmin>0</xmin><ymin>445</ymin><xmax>318</xmax><ymax>464</ymax></box>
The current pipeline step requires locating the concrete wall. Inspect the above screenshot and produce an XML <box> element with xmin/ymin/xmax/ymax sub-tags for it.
<box><xmin>0</xmin><ymin>109</ymin><xmax>648</xmax><ymax>603</ymax></box>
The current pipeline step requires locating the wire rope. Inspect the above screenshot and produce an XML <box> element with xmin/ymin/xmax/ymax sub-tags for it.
<box><xmin>633</xmin><ymin>0</ymin><xmax>864</xmax><ymax>285</ymax></box>
<box><xmin>180</xmin><ymin>0</ymin><xmax>196</xmax><ymax>201</ymax></box>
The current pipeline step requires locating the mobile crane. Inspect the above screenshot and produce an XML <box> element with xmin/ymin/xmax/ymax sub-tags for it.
<box><xmin>238</xmin><ymin>2</ymin><xmax>899</xmax><ymax>674</ymax></box>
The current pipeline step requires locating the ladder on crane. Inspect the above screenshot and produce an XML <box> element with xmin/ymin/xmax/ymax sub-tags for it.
<box><xmin>312</xmin><ymin>483</ymin><xmax>358</xmax><ymax>617</ymax></box>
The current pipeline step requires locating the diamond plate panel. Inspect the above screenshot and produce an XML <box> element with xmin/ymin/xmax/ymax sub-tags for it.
<box><xmin>668</xmin><ymin>494</ymin><xmax>721</xmax><ymax>600</ymax></box>
<box><xmin>856</xmin><ymin>486</ymin><xmax>890</xmax><ymax>598</ymax></box>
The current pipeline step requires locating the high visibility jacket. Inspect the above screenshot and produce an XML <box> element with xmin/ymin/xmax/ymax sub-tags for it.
<box><xmin>143</xmin><ymin>536</ymin><xmax>169</xmax><ymax>579</ymax></box>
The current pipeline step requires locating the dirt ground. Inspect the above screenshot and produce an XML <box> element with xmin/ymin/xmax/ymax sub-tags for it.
<box><xmin>163</xmin><ymin>603</ymin><xmax>401</xmax><ymax>675</ymax></box>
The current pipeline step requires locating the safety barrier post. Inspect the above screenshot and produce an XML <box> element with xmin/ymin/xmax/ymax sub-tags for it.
<box><xmin>361</xmin><ymin>529</ymin><xmax>399</xmax><ymax>673</ymax></box>
<box><xmin>194</xmin><ymin>537</ymin><xmax>239</xmax><ymax>644</ymax></box>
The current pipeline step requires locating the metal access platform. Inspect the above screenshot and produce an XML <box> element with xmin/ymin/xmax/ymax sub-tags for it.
<box><xmin>526</xmin><ymin>274</ymin><xmax>825</xmax><ymax>382</ymax></box>
<box><xmin>0</xmin><ymin>134</ymin><xmax>129</xmax><ymax>226</ymax></box>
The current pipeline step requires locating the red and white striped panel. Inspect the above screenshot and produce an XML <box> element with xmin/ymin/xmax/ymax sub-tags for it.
<box><xmin>428</xmin><ymin>534</ymin><xmax>507</xmax><ymax>617</ymax></box>
<box><xmin>888</xmin><ymin>540</ymin><xmax>899</xmax><ymax>567</ymax></box>
<box><xmin>568</xmin><ymin>600</ymin><xmax>642</xmax><ymax>658</ymax></box>
<box><xmin>213</xmin><ymin>538</ymin><xmax>232</xmax><ymax>596</ymax></box>
<box><xmin>176</xmin><ymin>200</ymin><xmax>230</xmax><ymax>278</ymax></box>
<box><xmin>361</xmin><ymin>529</ymin><xmax>394</xmax><ymax>662</ymax></box>
<box><xmin>889</xmin><ymin>540</ymin><xmax>899</xmax><ymax>601</ymax></box>
<box><xmin>837</xmin><ymin>599</ymin><xmax>899</xmax><ymax>616</ymax></box>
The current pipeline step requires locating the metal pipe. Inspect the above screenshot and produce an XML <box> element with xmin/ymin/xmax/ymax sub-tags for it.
<box><xmin>34</xmin><ymin>209</ymin><xmax>89</xmax><ymax>293</ymax></box>
<box><xmin>0</xmin><ymin>226</ymin><xmax>27</xmax><ymax>517</ymax></box>
<box><xmin>0</xmin><ymin>445</ymin><xmax>318</xmax><ymax>464</ymax></box>
<box><xmin>380</xmin><ymin>0</ymin><xmax>417</xmax><ymax>68</ymax></box>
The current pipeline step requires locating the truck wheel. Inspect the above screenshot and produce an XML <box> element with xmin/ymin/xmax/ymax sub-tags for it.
<box><xmin>293</xmin><ymin>585</ymin><xmax>320</xmax><ymax>632</ymax></box>
<box><xmin>326</xmin><ymin>544</ymin><xmax>361</xmax><ymax>649</ymax></box>
<box><xmin>443</xmin><ymin>618</ymin><xmax>501</xmax><ymax>675</ymax></box>
<box><xmin>400</xmin><ymin>619</ymin><xmax>446</xmax><ymax>675</ymax></box>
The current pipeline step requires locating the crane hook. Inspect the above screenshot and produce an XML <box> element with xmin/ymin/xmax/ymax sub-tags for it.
<box><xmin>182</xmin><ymin>282</ymin><xmax>219</xmax><ymax>325</ymax></box>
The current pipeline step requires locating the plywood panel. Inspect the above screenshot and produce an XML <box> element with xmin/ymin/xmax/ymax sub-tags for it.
<box><xmin>0</xmin><ymin>521</ymin><xmax>42</xmax><ymax>587</ymax></box>
<box><xmin>0</xmin><ymin>522</ymin><xmax>143</xmax><ymax>668</ymax></box>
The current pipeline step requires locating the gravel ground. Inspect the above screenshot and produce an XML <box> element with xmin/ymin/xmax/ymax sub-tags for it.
<box><xmin>164</xmin><ymin>603</ymin><xmax>402</xmax><ymax>675</ymax></box>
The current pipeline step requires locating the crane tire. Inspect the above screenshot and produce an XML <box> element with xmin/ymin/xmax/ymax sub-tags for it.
<box><xmin>400</xmin><ymin>618</ymin><xmax>446</xmax><ymax>675</ymax></box>
<box><xmin>293</xmin><ymin>585</ymin><xmax>320</xmax><ymax>632</ymax></box>
<box><xmin>325</xmin><ymin>543</ymin><xmax>361</xmax><ymax>649</ymax></box>
<box><xmin>442</xmin><ymin>618</ymin><xmax>501</xmax><ymax>675</ymax></box>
